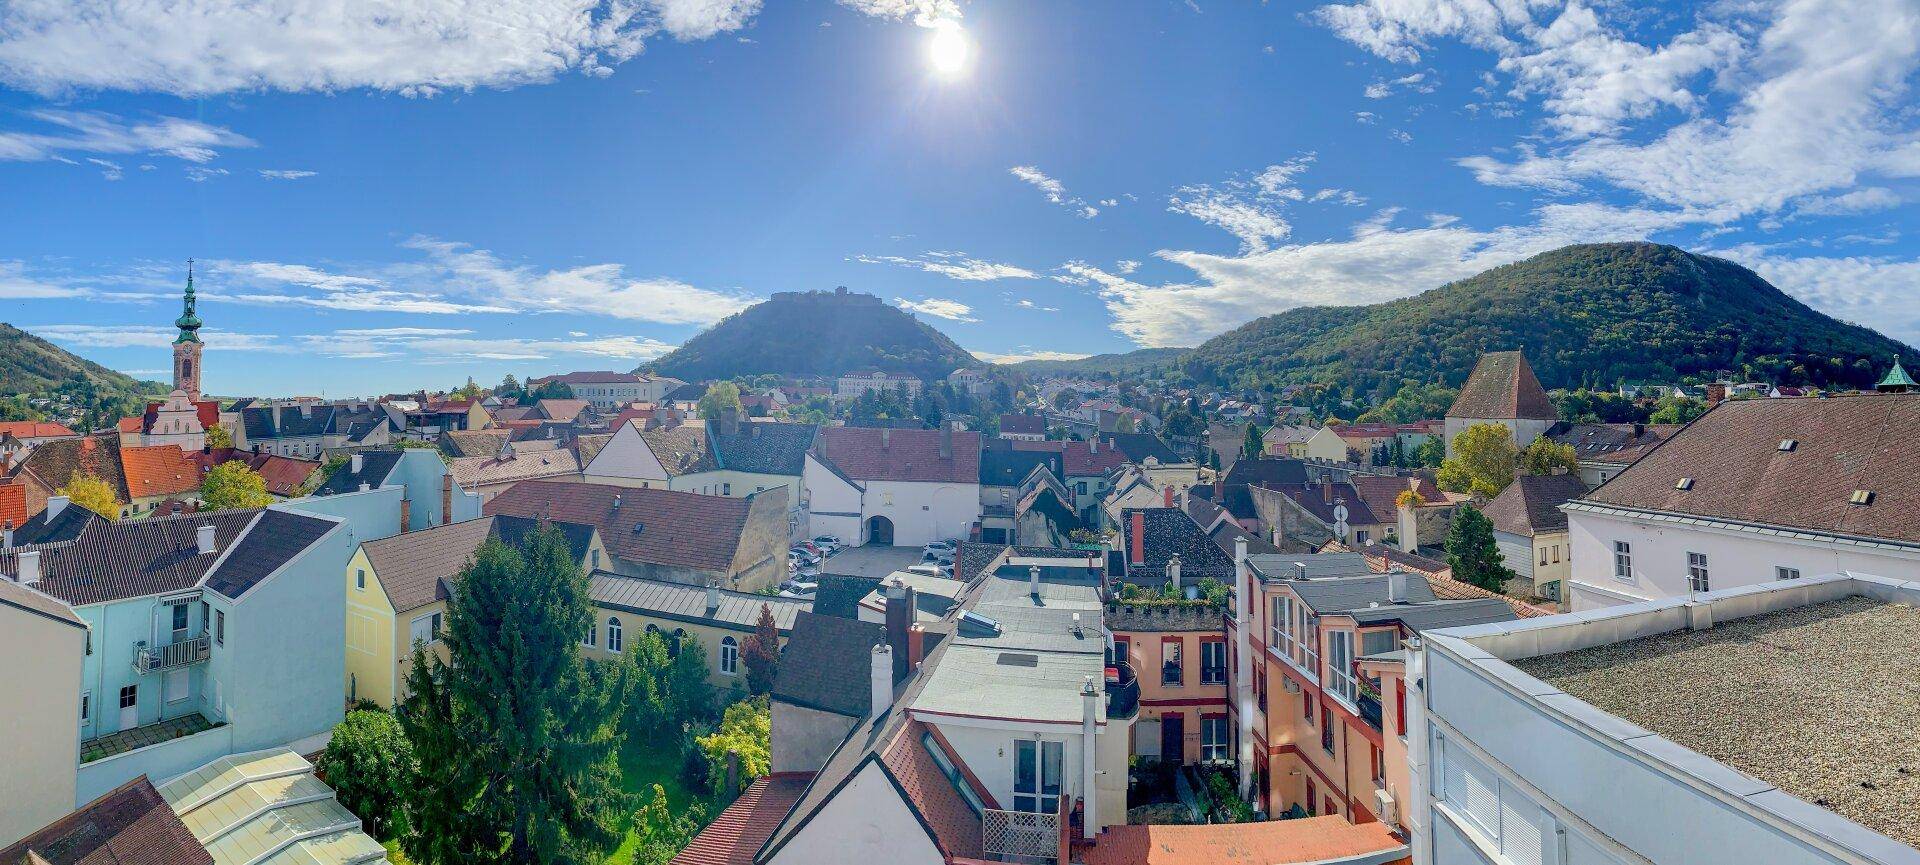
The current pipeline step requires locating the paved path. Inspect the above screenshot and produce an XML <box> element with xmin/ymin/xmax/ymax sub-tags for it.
<box><xmin>821</xmin><ymin>545</ymin><xmax>926</xmax><ymax>579</ymax></box>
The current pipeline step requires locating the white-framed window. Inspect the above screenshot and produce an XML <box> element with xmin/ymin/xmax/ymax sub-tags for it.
<box><xmin>1013</xmin><ymin>739</ymin><xmax>1063</xmax><ymax>814</ymax></box>
<box><xmin>1355</xmin><ymin>529</ymin><xmax>1370</xmax><ymax>545</ymax></box>
<box><xmin>81</xmin><ymin>690</ymin><xmax>92</xmax><ymax>723</ymax></box>
<box><xmin>1325</xmin><ymin>629</ymin><xmax>1357</xmax><ymax>707</ymax></box>
<box><xmin>1776</xmin><ymin>565</ymin><xmax>1801</xmax><ymax>581</ymax></box>
<box><xmin>215</xmin><ymin>610</ymin><xmax>225</xmax><ymax>645</ymax></box>
<box><xmin>1612</xmin><ymin>541</ymin><xmax>1632</xmax><ymax>582</ymax></box>
<box><xmin>583</xmin><ymin>620</ymin><xmax>597</xmax><ymax>648</ymax></box>
<box><xmin>1687</xmin><ymin>552</ymin><xmax>1710</xmax><ymax>592</ymax></box>
<box><xmin>720</xmin><ymin>636</ymin><xmax>739</xmax><ymax>675</ymax></box>
<box><xmin>1200</xmin><ymin>716</ymin><xmax>1228</xmax><ymax>762</ymax></box>
<box><xmin>409</xmin><ymin>612</ymin><xmax>442</xmax><ymax>648</ymax></box>
<box><xmin>607</xmin><ymin>616</ymin><xmax>623</xmax><ymax>653</ymax></box>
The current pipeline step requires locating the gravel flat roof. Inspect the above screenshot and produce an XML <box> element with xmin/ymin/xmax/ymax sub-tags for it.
<box><xmin>1514</xmin><ymin>596</ymin><xmax>1920</xmax><ymax>848</ymax></box>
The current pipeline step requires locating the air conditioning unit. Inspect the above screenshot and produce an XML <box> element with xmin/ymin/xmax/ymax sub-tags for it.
<box><xmin>1283</xmin><ymin>678</ymin><xmax>1301</xmax><ymax>694</ymax></box>
<box><xmin>1374</xmin><ymin>788</ymin><xmax>1399</xmax><ymax>828</ymax></box>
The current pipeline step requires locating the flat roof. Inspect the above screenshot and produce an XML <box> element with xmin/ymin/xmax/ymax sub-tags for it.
<box><xmin>1513</xmin><ymin>596</ymin><xmax>1920</xmax><ymax>849</ymax></box>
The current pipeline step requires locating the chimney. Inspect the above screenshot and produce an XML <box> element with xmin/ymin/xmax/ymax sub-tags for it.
<box><xmin>359</xmin><ymin>482</ymin><xmax>371</xmax><ymax>493</ymax></box>
<box><xmin>2</xmin><ymin>452</ymin><xmax>11</xmax><ymax>474</ymax></box>
<box><xmin>939</xmin><ymin>424</ymin><xmax>953</xmax><ymax>460</ymax></box>
<box><xmin>46</xmin><ymin>495</ymin><xmax>68</xmax><ymax>521</ymax></box>
<box><xmin>399</xmin><ymin>498</ymin><xmax>411</xmax><ymax>534</ymax></box>
<box><xmin>1163</xmin><ymin>486</ymin><xmax>1174</xmax><ymax>508</ymax></box>
<box><xmin>1321</xmin><ymin>476</ymin><xmax>1335</xmax><ymax>505</ymax></box>
<box><xmin>196</xmin><ymin>524</ymin><xmax>217</xmax><ymax>554</ymax></box>
<box><xmin>1633</xmin><ymin>422</ymin><xmax>1646</xmax><ymax>438</ymax></box>
<box><xmin>2</xmin><ymin>520</ymin><xmax>11</xmax><ymax>549</ymax></box>
<box><xmin>1293</xmin><ymin>561</ymin><xmax>1307</xmax><ymax>581</ymax></box>
<box><xmin>881</xmin><ymin>429</ymin><xmax>892</xmax><ymax>449</ymax></box>
<box><xmin>717</xmin><ymin>407</ymin><xmax>740</xmax><ymax>437</ymax></box>
<box><xmin>612</xmin><ymin>493</ymin><xmax>622</xmax><ymax>510</ymax></box>
<box><xmin>1388</xmin><ymin>571</ymin><xmax>1408</xmax><ymax>604</ymax></box>
<box><xmin>885</xmin><ymin>579</ymin><xmax>915</xmax><ymax>683</ymax></box>
<box><xmin>353</xmin><ymin>453</ymin><xmax>365</xmax><ymax>474</ymax></box>
<box><xmin>1130</xmin><ymin>512</ymin><xmax>1146</xmax><ymax>566</ymax></box>
<box><xmin>908</xmin><ymin>624</ymin><xmax>926</xmax><ymax>669</ymax></box>
<box><xmin>441</xmin><ymin>474</ymin><xmax>453</xmax><ymax>526</ymax></box>
<box><xmin>1088</xmin><ymin>437</ymin><xmax>1098</xmax><ymax>454</ymax></box>
<box><xmin>870</xmin><ymin>644</ymin><xmax>895</xmax><ymax>721</ymax></box>
<box><xmin>18</xmin><ymin>550</ymin><xmax>40</xmax><ymax>584</ymax></box>
<box><xmin>707</xmin><ymin>581</ymin><xmax>721</xmax><ymax>612</ymax></box>
<box><xmin>1167</xmin><ymin>556</ymin><xmax>1182</xmax><ymax>593</ymax></box>
<box><xmin>300</xmin><ymin>403</ymin><xmax>312</xmax><ymax>419</ymax></box>
<box><xmin>1029</xmin><ymin>564</ymin><xmax>1041</xmax><ymax>596</ymax></box>
<box><xmin>1081</xmin><ymin>676</ymin><xmax>1102</xmax><ymax>836</ymax></box>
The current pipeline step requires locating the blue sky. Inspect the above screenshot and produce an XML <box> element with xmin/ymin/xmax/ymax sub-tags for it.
<box><xmin>3</xmin><ymin>0</ymin><xmax>1919</xmax><ymax>396</ymax></box>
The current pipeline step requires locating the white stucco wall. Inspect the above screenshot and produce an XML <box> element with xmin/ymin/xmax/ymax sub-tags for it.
<box><xmin>766</xmin><ymin>761</ymin><xmax>945</xmax><ymax>865</ymax></box>
<box><xmin>0</xmin><ymin>597</ymin><xmax>84</xmax><ymax>847</ymax></box>
<box><xmin>1565</xmin><ymin>508</ymin><xmax>1920</xmax><ymax>611</ymax></box>
<box><xmin>861</xmin><ymin>480</ymin><xmax>981</xmax><ymax>548</ymax></box>
<box><xmin>771</xmin><ymin>702</ymin><xmax>857</xmax><ymax>775</ymax></box>
<box><xmin>930</xmin><ymin>719</ymin><xmax>1087</xmax><ymax>811</ymax></box>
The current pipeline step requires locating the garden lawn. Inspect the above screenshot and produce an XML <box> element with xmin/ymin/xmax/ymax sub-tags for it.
<box><xmin>605</xmin><ymin>741</ymin><xmax>710</xmax><ymax>865</ymax></box>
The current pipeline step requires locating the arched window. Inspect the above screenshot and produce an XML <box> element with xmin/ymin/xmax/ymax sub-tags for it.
<box><xmin>720</xmin><ymin>637</ymin><xmax>739</xmax><ymax>676</ymax></box>
<box><xmin>606</xmin><ymin>617</ymin><xmax>623</xmax><ymax>653</ymax></box>
<box><xmin>582</xmin><ymin>619</ymin><xmax>597</xmax><ymax>649</ymax></box>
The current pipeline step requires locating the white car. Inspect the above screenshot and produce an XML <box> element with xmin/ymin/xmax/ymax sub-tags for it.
<box><xmin>811</xmin><ymin>536</ymin><xmax>843</xmax><ymax>554</ymax></box>
<box><xmin>906</xmin><ymin>563</ymin><xmax>947</xmax><ymax>577</ymax></box>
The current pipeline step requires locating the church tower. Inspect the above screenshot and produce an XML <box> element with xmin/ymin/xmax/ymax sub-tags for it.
<box><xmin>173</xmin><ymin>260</ymin><xmax>204</xmax><ymax>399</ymax></box>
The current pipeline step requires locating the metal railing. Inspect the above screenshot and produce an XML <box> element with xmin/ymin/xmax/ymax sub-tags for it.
<box><xmin>134</xmin><ymin>632</ymin><xmax>211</xmax><ymax>674</ymax></box>
<box><xmin>1106</xmin><ymin>660</ymin><xmax>1140</xmax><ymax>719</ymax></box>
<box><xmin>982</xmin><ymin>808</ymin><xmax>1060</xmax><ymax>862</ymax></box>
<box><xmin>1357</xmin><ymin>692</ymin><xmax>1383</xmax><ymax>731</ymax></box>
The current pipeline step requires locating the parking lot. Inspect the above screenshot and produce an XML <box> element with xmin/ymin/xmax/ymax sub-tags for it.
<box><xmin>814</xmin><ymin>545</ymin><xmax>927</xmax><ymax>579</ymax></box>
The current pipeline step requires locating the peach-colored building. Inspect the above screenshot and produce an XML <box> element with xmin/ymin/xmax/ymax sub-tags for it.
<box><xmin>1107</xmin><ymin>600</ymin><xmax>1228</xmax><ymax>765</ymax></box>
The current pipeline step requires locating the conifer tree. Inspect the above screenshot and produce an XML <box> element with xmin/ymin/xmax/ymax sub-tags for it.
<box><xmin>1446</xmin><ymin>504</ymin><xmax>1515</xmax><ymax>593</ymax></box>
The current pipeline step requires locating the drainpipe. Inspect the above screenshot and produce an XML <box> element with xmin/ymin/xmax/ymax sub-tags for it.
<box><xmin>1405</xmin><ymin>635</ymin><xmax>1432</xmax><ymax>865</ymax></box>
<box><xmin>1081</xmin><ymin>676</ymin><xmax>1101</xmax><ymax>837</ymax></box>
<box><xmin>1233</xmin><ymin>536</ymin><xmax>1255</xmax><ymax>799</ymax></box>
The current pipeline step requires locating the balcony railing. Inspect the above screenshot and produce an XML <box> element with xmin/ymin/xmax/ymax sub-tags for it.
<box><xmin>1105</xmin><ymin>660</ymin><xmax>1139</xmax><ymax>719</ymax></box>
<box><xmin>982</xmin><ymin>808</ymin><xmax>1061</xmax><ymax>862</ymax></box>
<box><xmin>1357</xmin><ymin>692</ymin><xmax>1383</xmax><ymax>732</ymax></box>
<box><xmin>134</xmin><ymin>632</ymin><xmax>211</xmax><ymax>674</ymax></box>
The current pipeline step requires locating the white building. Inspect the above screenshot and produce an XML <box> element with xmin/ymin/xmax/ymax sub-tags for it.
<box><xmin>0</xmin><ymin>579</ymin><xmax>85</xmax><ymax>847</ymax></box>
<box><xmin>804</xmin><ymin>426</ymin><xmax>980</xmax><ymax>547</ymax></box>
<box><xmin>526</xmin><ymin>371</ymin><xmax>683</xmax><ymax>409</ymax></box>
<box><xmin>582</xmin><ymin>415</ymin><xmax>818</xmax><ymax>542</ymax></box>
<box><xmin>1563</xmin><ymin>393</ymin><xmax>1920</xmax><ymax>611</ymax></box>
<box><xmin>1443</xmin><ymin>351</ymin><xmax>1558</xmax><ymax>456</ymax></box>
<box><xmin>1410</xmin><ymin>572</ymin><xmax>1920</xmax><ymax>865</ymax></box>
<box><xmin>833</xmin><ymin>370</ymin><xmax>922</xmax><ymax>403</ymax></box>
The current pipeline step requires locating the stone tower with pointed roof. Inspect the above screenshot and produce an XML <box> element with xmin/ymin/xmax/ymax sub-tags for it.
<box><xmin>1444</xmin><ymin>350</ymin><xmax>1559</xmax><ymax>456</ymax></box>
<box><xmin>172</xmin><ymin>261</ymin><xmax>203</xmax><ymax>399</ymax></box>
<box><xmin>1876</xmin><ymin>356</ymin><xmax>1916</xmax><ymax>393</ymax></box>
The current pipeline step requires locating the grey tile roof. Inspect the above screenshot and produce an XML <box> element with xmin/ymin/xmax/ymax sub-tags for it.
<box><xmin>360</xmin><ymin>518</ymin><xmax>495</xmax><ymax>612</ymax></box>
<box><xmin>713</xmin><ymin>423</ymin><xmax>818</xmax><ymax>476</ymax></box>
<box><xmin>1099</xmin><ymin>432</ymin><xmax>1182</xmax><ymax>465</ymax></box>
<box><xmin>1481</xmin><ymin>473</ymin><xmax>1587</xmax><ymax>536</ymax></box>
<box><xmin>811</xmin><ymin>573</ymin><xmax>882</xmax><ymax>619</ymax></box>
<box><xmin>1</xmin><ymin>508</ymin><xmax>334</xmax><ymax>606</ymax></box>
<box><xmin>201</xmin><ymin>509</ymin><xmax>339</xmax><ymax>599</ymax></box>
<box><xmin>1246</xmin><ymin>551</ymin><xmax>1375</xmax><ymax>581</ymax></box>
<box><xmin>590</xmin><ymin>571</ymin><xmax>809</xmax><ymax>633</ymax></box>
<box><xmin>771</xmin><ymin>611</ymin><xmax>886</xmax><ymax>717</ymax></box>
<box><xmin>1287</xmin><ymin>573</ymin><xmax>1438</xmax><ymax>612</ymax></box>
<box><xmin>1122</xmin><ymin>507</ymin><xmax>1234</xmax><ymax>586</ymax></box>
<box><xmin>311</xmin><ymin>450</ymin><xmax>403</xmax><ymax>496</ymax></box>
<box><xmin>1346</xmin><ymin>596</ymin><xmax>1517</xmax><ymax>631</ymax></box>
<box><xmin>11</xmin><ymin>502</ymin><xmax>102</xmax><ymax>545</ymax></box>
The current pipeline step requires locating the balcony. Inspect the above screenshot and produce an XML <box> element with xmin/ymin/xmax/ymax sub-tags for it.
<box><xmin>1105</xmin><ymin>660</ymin><xmax>1139</xmax><ymax>720</ymax></box>
<box><xmin>134</xmin><ymin>632</ymin><xmax>211</xmax><ymax>675</ymax></box>
<box><xmin>982</xmin><ymin>807</ymin><xmax>1062</xmax><ymax>862</ymax></box>
<box><xmin>1357</xmin><ymin>692</ymin><xmax>1383</xmax><ymax>732</ymax></box>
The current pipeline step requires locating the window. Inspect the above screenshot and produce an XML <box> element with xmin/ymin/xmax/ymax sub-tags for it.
<box><xmin>1303</xmin><ymin>692</ymin><xmax>1314</xmax><ymax>723</ymax></box>
<box><xmin>607</xmin><ymin>617</ymin><xmax>623</xmax><ymax>653</ymax></box>
<box><xmin>81</xmin><ymin>691</ymin><xmax>91</xmax><ymax>723</ymax></box>
<box><xmin>1552</xmin><ymin>545</ymin><xmax>1561</xmax><ymax>564</ymax></box>
<box><xmin>1612</xmin><ymin>541</ymin><xmax>1633</xmax><ymax>581</ymax></box>
<box><xmin>1540</xmin><ymin>546</ymin><xmax>1549</xmax><ymax>566</ymax></box>
<box><xmin>86</xmin><ymin>629</ymin><xmax>93</xmax><ymax>656</ymax></box>
<box><xmin>171</xmin><ymin>603</ymin><xmax>189</xmax><ymax>633</ymax></box>
<box><xmin>1200</xmin><ymin>716</ymin><xmax>1228</xmax><ymax>762</ymax></box>
<box><xmin>1325</xmin><ymin>630</ymin><xmax>1357</xmax><ymax>707</ymax></box>
<box><xmin>1431</xmin><ymin>730</ymin><xmax>1556</xmax><ymax>865</ymax></box>
<box><xmin>1360</xmin><ymin>629</ymin><xmax>1398</xmax><ymax>657</ymax></box>
<box><xmin>1776</xmin><ymin>565</ymin><xmax>1802</xmax><ymax>581</ymax></box>
<box><xmin>1321</xmin><ymin>707</ymin><xmax>1335</xmax><ymax>754</ymax></box>
<box><xmin>1013</xmin><ymin>740</ymin><xmax>1063</xmax><ymax>814</ymax></box>
<box><xmin>1112</xmin><ymin>638</ymin><xmax>1129</xmax><ymax>665</ymax></box>
<box><xmin>1305</xmin><ymin>779</ymin><xmax>1318</xmax><ymax>815</ymax></box>
<box><xmin>200</xmin><ymin>601</ymin><xmax>209</xmax><ymax>634</ymax></box>
<box><xmin>723</xmin><ymin>483</ymin><xmax>732</xmax><ymax>496</ymax></box>
<box><xmin>1395</xmin><ymin>679</ymin><xmax>1407</xmax><ymax>735</ymax></box>
<box><xmin>1355</xmin><ymin>529</ymin><xmax>1370</xmax><ymax>545</ymax></box>
<box><xmin>1162</xmin><ymin>639</ymin><xmax>1183</xmax><ymax>686</ymax></box>
<box><xmin>356</xmin><ymin>569</ymin><xmax>366</xmax><ymax>590</ymax></box>
<box><xmin>1687</xmin><ymin>552</ymin><xmax>1710</xmax><ymax>592</ymax></box>
<box><xmin>720</xmin><ymin>636</ymin><xmax>739</xmax><ymax>675</ymax></box>
<box><xmin>409</xmin><ymin>612</ymin><xmax>442</xmax><ymax>647</ymax></box>
<box><xmin>923</xmin><ymin>733</ymin><xmax>984</xmax><ymax>815</ymax></box>
<box><xmin>1372</xmin><ymin>743</ymin><xmax>1385</xmax><ymax>784</ymax></box>
<box><xmin>1200</xmin><ymin>640</ymin><xmax>1226</xmax><ymax>685</ymax></box>
<box><xmin>583</xmin><ymin>620</ymin><xmax>597</xmax><ymax>648</ymax></box>
<box><xmin>215</xmin><ymin>610</ymin><xmax>225</xmax><ymax>645</ymax></box>
<box><xmin>590</xmin><ymin>549</ymin><xmax>601</xmax><ymax>570</ymax></box>
<box><xmin>119</xmin><ymin>685</ymin><xmax>137</xmax><ymax>709</ymax></box>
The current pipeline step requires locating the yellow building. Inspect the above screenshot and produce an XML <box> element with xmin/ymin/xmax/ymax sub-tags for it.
<box><xmin>583</xmin><ymin>573</ymin><xmax>808</xmax><ymax>698</ymax></box>
<box><xmin>345</xmin><ymin>515</ymin><xmax>603</xmax><ymax>707</ymax></box>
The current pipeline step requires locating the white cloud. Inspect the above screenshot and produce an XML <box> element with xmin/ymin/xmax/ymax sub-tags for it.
<box><xmin>0</xmin><ymin>261</ymin><xmax>85</xmax><ymax>299</ymax></box>
<box><xmin>970</xmin><ymin>349</ymin><xmax>1091</xmax><ymax>364</ymax></box>
<box><xmin>1364</xmin><ymin>70</ymin><xmax>1436</xmax><ymax>99</ymax></box>
<box><xmin>28</xmin><ymin>324</ymin><xmax>287</xmax><ymax>351</ymax></box>
<box><xmin>259</xmin><ymin>169</ymin><xmax>317</xmax><ymax>180</ymax></box>
<box><xmin>836</xmin><ymin>0</ymin><xmax>960</xmax><ymax>27</ymax></box>
<box><xmin>400</xmin><ymin>236</ymin><xmax>755</xmax><ymax>324</ymax></box>
<box><xmin>854</xmin><ymin>252</ymin><xmax>1037</xmax><ymax>281</ymax></box>
<box><xmin>894</xmin><ymin>297</ymin><xmax>978</xmax><ymax>322</ymax></box>
<box><xmin>1713</xmin><ymin>244</ymin><xmax>1920</xmax><ymax>343</ymax></box>
<box><xmin>304</xmin><ymin>330</ymin><xmax>677</xmax><ymax>361</ymax></box>
<box><xmin>332</xmin><ymin>327</ymin><xmax>474</xmax><ymax>337</ymax></box>
<box><xmin>0</xmin><ymin>0</ymin><xmax>785</xmax><ymax>96</ymax></box>
<box><xmin>1166</xmin><ymin>156</ymin><xmax>1321</xmax><ymax>254</ymax></box>
<box><xmin>0</xmin><ymin>110</ymin><xmax>252</xmax><ymax>164</ymax></box>
<box><xmin>86</xmin><ymin>157</ymin><xmax>121</xmax><ymax>179</ymax></box>
<box><xmin>184</xmin><ymin>166</ymin><xmax>228</xmax><ymax>182</ymax></box>
<box><xmin>208</xmin><ymin>260</ymin><xmax>511</xmax><ymax>315</ymax></box>
<box><xmin>1014</xmin><ymin>299</ymin><xmax>1059</xmax><ymax>312</ymax></box>
<box><xmin>1010</xmin><ymin>165</ymin><xmax>1099</xmax><ymax>218</ymax></box>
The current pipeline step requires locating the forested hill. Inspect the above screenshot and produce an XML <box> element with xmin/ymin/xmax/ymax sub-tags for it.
<box><xmin>1</xmin><ymin>323</ymin><xmax>161</xmax><ymax>394</ymax></box>
<box><xmin>1181</xmin><ymin>242</ymin><xmax>1913</xmax><ymax>396</ymax></box>
<box><xmin>1003</xmin><ymin>347</ymin><xmax>1187</xmax><ymax>377</ymax></box>
<box><xmin>646</xmin><ymin>288</ymin><xmax>978</xmax><ymax>381</ymax></box>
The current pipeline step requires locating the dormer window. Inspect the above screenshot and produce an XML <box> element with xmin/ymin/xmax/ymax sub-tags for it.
<box><xmin>1675</xmin><ymin>478</ymin><xmax>1694</xmax><ymax>490</ymax></box>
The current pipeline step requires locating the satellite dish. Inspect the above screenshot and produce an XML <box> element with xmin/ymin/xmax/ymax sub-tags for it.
<box><xmin>1332</xmin><ymin>504</ymin><xmax>1350</xmax><ymax>523</ymax></box>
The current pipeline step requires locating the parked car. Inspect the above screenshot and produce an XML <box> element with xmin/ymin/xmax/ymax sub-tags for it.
<box><xmin>789</xmin><ymin>548</ymin><xmax>821</xmax><ymax>567</ymax></box>
<box><xmin>781</xmin><ymin>579</ymin><xmax>819</xmax><ymax>595</ymax></box>
<box><xmin>812</xmin><ymin>536</ymin><xmax>843</xmax><ymax>554</ymax></box>
<box><xmin>922</xmin><ymin>539</ymin><xmax>957</xmax><ymax>558</ymax></box>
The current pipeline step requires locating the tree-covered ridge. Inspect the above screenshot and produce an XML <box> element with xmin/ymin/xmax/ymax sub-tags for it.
<box><xmin>1180</xmin><ymin>243</ymin><xmax>1915</xmax><ymax>399</ymax></box>
<box><xmin>1002</xmin><ymin>347</ymin><xmax>1188</xmax><ymax>378</ymax></box>
<box><xmin>646</xmin><ymin>289</ymin><xmax>978</xmax><ymax>381</ymax></box>
<box><xmin>1</xmin><ymin>322</ymin><xmax>163</xmax><ymax>394</ymax></box>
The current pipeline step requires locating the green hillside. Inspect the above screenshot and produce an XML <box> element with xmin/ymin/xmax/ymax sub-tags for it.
<box><xmin>1003</xmin><ymin>347</ymin><xmax>1187</xmax><ymax>378</ymax></box>
<box><xmin>1</xmin><ymin>322</ymin><xmax>162</xmax><ymax>394</ymax></box>
<box><xmin>1182</xmin><ymin>242</ymin><xmax>1912</xmax><ymax>396</ymax></box>
<box><xmin>646</xmin><ymin>288</ymin><xmax>978</xmax><ymax>381</ymax></box>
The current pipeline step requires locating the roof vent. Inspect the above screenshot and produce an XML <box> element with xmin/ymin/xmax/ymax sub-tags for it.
<box><xmin>632</xmin><ymin>522</ymin><xmax>645</xmax><ymax>534</ymax></box>
<box><xmin>1778</xmin><ymin>439</ymin><xmax>1798</xmax><ymax>452</ymax></box>
<box><xmin>1675</xmin><ymin>478</ymin><xmax>1694</xmax><ymax>490</ymax></box>
<box><xmin>1851</xmin><ymin>489</ymin><xmax>1876</xmax><ymax>506</ymax></box>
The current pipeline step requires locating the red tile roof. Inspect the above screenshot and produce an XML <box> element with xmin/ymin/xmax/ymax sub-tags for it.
<box><xmin>0</xmin><ymin>421</ymin><xmax>78</xmax><ymax>439</ymax></box>
<box><xmin>670</xmin><ymin>774</ymin><xmax>812</xmax><ymax>865</ymax></box>
<box><xmin>140</xmin><ymin>399</ymin><xmax>222</xmax><ymax>431</ymax></box>
<box><xmin>1448</xmin><ymin>350</ymin><xmax>1557</xmax><ymax>421</ymax></box>
<box><xmin>881</xmin><ymin>720</ymin><xmax>984</xmax><ymax>859</ymax></box>
<box><xmin>1000</xmin><ymin>413</ymin><xmax>1046</xmax><ymax>435</ymax></box>
<box><xmin>0</xmin><ymin>483</ymin><xmax>26</xmax><ymax>528</ymax></box>
<box><xmin>1079</xmin><ymin>816</ymin><xmax>1407</xmax><ymax>865</ymax></box>
<box><xmin>484</xmin><ymin>480</ymin><xmax>754</xmax><ymax>572</ymax></box>
<box><xmin>120</xmin><ymin>444</ymin><xmax>201</xmax><ymax>499</ymax></box>
<box><xmin>189</xmin><ymin>449</ymin><xmax>321</xmax><ymax>497</ymax></box>
<box><xmin>813</xmin><ymin>427</ymin><xmax>980</xmax><ymax>484</ymax></box>
<box><xmin>1348</xmin><ymin>475</ymin><xmax>1446</xmax><ymax>519</ymax></box>
<box><xmin>0</xmin><ymin>775</ymin><xmax>212</xmax><ymax>865</ymax></box>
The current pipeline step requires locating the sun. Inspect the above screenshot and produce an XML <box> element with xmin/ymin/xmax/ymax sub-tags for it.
<box><xmin>927</xmin><ymin>23</ymin><xmax>970</xmax><ymax>77</ymax></box>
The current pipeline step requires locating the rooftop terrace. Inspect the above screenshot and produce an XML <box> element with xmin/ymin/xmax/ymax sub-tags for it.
<box><xmin>1514</xmin><ymin>595</ymin><xmax>1920</xmax><ymax>848</ymax></box>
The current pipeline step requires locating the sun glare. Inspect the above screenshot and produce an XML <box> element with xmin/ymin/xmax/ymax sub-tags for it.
<box><xmin>928</xmin><ymin>23</ymin><xmax>970</xmax><ymax>77</ymax></box>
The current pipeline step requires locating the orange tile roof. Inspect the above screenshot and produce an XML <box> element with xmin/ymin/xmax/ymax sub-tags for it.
<box><xmin>0</xmin><ymin>421</ymin><xmax>78</xmax><ymax>439</ymax></box>
<box><xmin>120</xmin><ymin>444</ymin><xmax>201</xmax><ymax>499</ymax></box>
<box><xmin>116</xmin><ymin>417</ymin><xmax>144</xmax><ymax>434</ymax></box>
<box><xmin>1079</xmin><ymin>816</ymin><xmax>1408</xmax><ymax>865</ymax></box>
<box><xmin>0</xmin><ymin>483</ymin><xmax>26</xmax><ymax>528</ymax></box>
<box><xmin>670</xmin><ymin>774</ymin><xmax>812</xmax><ymax>865</ymax></box>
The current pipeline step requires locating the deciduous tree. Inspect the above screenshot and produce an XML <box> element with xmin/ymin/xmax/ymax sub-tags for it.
<box><xmin>317</xmin><ymin>709</ymin><xmax>415</xmax><ymax>839</ymax></box>
<box><xmin>1518</xmin><ymin>437</ymin><xmax>1580</xmax><ymax>477</ymax></box>
<box><xmin>57</xmin><ymin>472</ymin><xmax>119</xmax><ymax>520</ymax></box>
<box><xmin>1436</xmin><ymin>424</ymin><xmax>1518</xmax><ymax>498</ymax></box>
<box><xmin>696</xmin><ymin>698</ymin><xmax>771</xmax><ymax>796</ymax></box>
<box><xmin>200</xmin><ymin>461</ymin><xmax>273</xmax><ymax>510</ymax></box>
<box><xmin>698</xmin><ymin>381</ymin><xmax>744</xmax><ymax>419</ymax></box>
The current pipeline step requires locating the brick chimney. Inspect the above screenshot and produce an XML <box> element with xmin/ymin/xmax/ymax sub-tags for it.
<box><xmin>939</xmin><ymin>424</ymin><xmax>953</xmax><ymax>460</ymax></box>
<box><xmin>1130</xmin><ymin>512</ymin><xmax>1146</xmax><ymax>566</ymax></box>
<box><xmin>885</xmin><ymin>579</ymin><xmax>915</xmax><ymax>683</ymax></box>
<box><xmin>441</xmin><ymin>474</ymin><xmax>453</xmax><ymax>525</ymax></box>
<box><xmin>1162</xmin><ymin>486</ymin><xmax>1174</xmax><ymax>508</ymax></box>
<box><xmin>1321</xmin><ymin>475</ymin><xmax>1335</xmax><ymax>505</ymax></box>
<box><xmin>400</xmin><ymin>498</ymin><xmax>412</xmax><ymax>534</ymax></box>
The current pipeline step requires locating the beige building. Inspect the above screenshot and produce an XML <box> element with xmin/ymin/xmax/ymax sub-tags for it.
<box><xmin>485</xmin><ymin>480</ymin><xmax>790</xmax><ymax>591</ymax></box>
<box><xmin>0</xmin><ymin>579</ymin><xmax>85</xmax><ymax>847</ymax></box>
<box><xmin>1443</xmin><ymin>350</ymin><xmax>1558</xmax><ymax>455</ymax></box>
<box><xmin>583</xmin><ymin>573</ymin><xmax>806</xmax><ymax>697</ymax></box>
<box><xmin>1481</xmin><ymin>473</ymin><xmax>1585</xmax><ymax>604</ymax></box>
